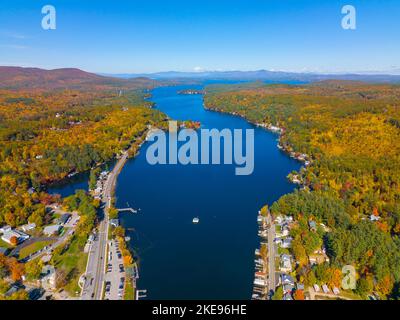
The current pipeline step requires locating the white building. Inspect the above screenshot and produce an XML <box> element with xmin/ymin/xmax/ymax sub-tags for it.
<box><xmin>0</xmin><ymin>225</ymin><xmax>12</xmax><ymax>234</ymax></box>
<box><xmin>280</xmin><ymin>254</ymin><xmax>292</xmax><ymax>273</ymax></box>
<box><xmin>43</xmin><ymin>225</ymin><xmax>62</xmax><ymax>236</ymax></box>
<box><xmin>1</xmin><ymin>229</ymin><xmax>30</xmax><ymax>244</ymax></box>
<box><xmin>20</xmin><ymin>223</ymin><xmax>36</xmax><ymax>232</ymax></box>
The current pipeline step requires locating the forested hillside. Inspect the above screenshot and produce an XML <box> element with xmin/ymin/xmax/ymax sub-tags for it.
<box><xmin>204</xmin><ymin>81</ymin><xmax>400</xmax><ymax>298</ymax></box>
<box><xmin>0</xmin><ymin>70</ymin><xmax>167</xmax><ymax>228</ymax></box>
<box><xmin>0</xmin><ymin>66</ymin><xmax>158</xmax><ymax>90</ymax></box>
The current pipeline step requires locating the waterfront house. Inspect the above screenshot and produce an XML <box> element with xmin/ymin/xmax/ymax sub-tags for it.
<box><xmin>333</xmin><ymin>287</ymin><xmax>340</xmax><ymax>295</ymax></box>
<box><xmin>110</xmin><ymin>219</ymin><xmax>119</xmax><ymax>227</ymax></box>
<box><xmin>313</xmin><ymin>284</ymin><xmax>320</xmax><ymax>292</ymax></box>
<box><xmin>254</xmin><ymin>278</ymin><xmax>267</xmax><ymax>286</ymax></box>
<box><xmin>322</xmin><ymin>284</ymin><xmax>330</xmax><ymax>294</ymax></box>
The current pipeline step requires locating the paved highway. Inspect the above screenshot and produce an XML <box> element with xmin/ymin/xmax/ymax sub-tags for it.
<box><xmin>81</xmin><ymin>152</ymin><xmax>129</xmax><ymax>300</ymax></box>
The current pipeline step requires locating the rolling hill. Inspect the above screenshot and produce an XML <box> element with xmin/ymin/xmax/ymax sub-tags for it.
<box><xmin>0</xmin><ymin>66</ymin><xmax>158</xmax><ymax>90</ymax></box>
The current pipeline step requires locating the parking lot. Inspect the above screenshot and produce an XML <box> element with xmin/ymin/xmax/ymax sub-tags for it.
<box><xmin>104</xmin><ymin>239</ymin><xmax>126</xmax><ymax>300</ymax></box>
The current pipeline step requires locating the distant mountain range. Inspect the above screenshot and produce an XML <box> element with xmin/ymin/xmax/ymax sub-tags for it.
<box><xmin>101</xmin><ymin>70</ymin><xmax>400</xmax><ymax>83</ymax></box>
<box><xmin>1</xmin><ymin>67</ymin><xmax>399</xmax><ymax>91</ymax></box>
<box><xmin>0</xmin><ymin>66</ymin><xmax>158</xmax><ymax>90</ymax></box>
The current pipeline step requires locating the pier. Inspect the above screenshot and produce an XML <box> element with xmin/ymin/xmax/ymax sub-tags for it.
<box><xmin>117</xmin><ymin>207</ymin><xmax>137</xmax><ymax>214</ymax></box>
<box><xmin>136</xmin><ymin>289</ymin><xmax>147</xmax><ymax>300</ymax></box>
<box><xmin>117</xmin><ymin>202</ymin><xmax>139</xmax><ymax>214</ymax></box>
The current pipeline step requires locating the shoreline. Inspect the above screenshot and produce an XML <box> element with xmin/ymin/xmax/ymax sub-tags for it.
<box><xmin>203</xmin><ymin>104</ymin><xmax>312</xmax><ymax>173</ymax></box>
<box><xmin>203</xmin><ymin>103</ymin><xmax>313</xmax><ymax>300</ymax></box>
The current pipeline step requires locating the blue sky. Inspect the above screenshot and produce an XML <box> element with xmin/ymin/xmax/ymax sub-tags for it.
<box><xmin>0</xmin><ymin>0</ymin><xmax>399</xmax><ymax>74</ymax></box>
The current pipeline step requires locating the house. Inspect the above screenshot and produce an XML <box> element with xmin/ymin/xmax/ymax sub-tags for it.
<box><xmin>0</xmin><ymin>225</ymin><xmax>12</xmax><ymax>234</ymax></box>
<box><xmin>280</xmin><ymin>254</ymin><xmax>292</xmax><ymax>272</ymax></box>
<box><xmin>110</xmin><ymin>219</ymin><xmax>119</xmax><ymax>227</ymax></box>
<box><xmin>283</xmin><ymin>283</ymin><xmax>295</xmax><ymax>294</ymax></box>
<box><xmin>275</xmin><ymin>216</ymin><xmax>283</xmax><ymax>224</ymax></box>
<box><xmin>322</xmin><ymin>284</ymin><xmax>330</xmax><ymax>294</ymax></box>
<box><xmin>281</xmin><ymin>274</ymin><xmax>295</xmax><ymax>286</ymax></box>
<box><xmin>333</xmin><ymin>287</ymin><xmax>340</xmax><ymax>295</ymax></box>
<box><xmin>309</xmin><ymin>247</ymin><xmax>330</xmax><ymax>266</ymax></box>
<box><xmin>43</xmin><ymin>225</ymin><xmax>62</xmax><ymax>236</ymax></box>
<box><xmin>280</xmin><ymin>224</ymin><xmax>290</xmax><ymax>237</ymax></box>
<box><xmin>20</xmin><ymin>223</ymin><xmax>36</xmax><ymax>232</ymax></box>
<box><xmin>0</xmin><ymin>247</ymin><xmax>9</xmax><ymax>256</ymax></box>
<box><xmin>313</xmin><ymin>284</ymin><xmax>320</xmax><ymax>292</ymax></box>
<box><xmin>285</xmin><ymin>216</ymin><xmax>294</xmax><ymax>223</ymax></box>
<box><xmin>281</xmin><ymin>237</ymin><xmax>293</xmax><ymax>249</ymax></box>
<box><xmin>254</xmin><ymin>278</ymin><xmax>267</xmax><ymax>286</ymax></box>
<box><xmin>1</xmin><ymin>229</ymin><xmax>30</xmax><ymax>245</ymax></box>
<box><xmin>59</xmin><ymin>213</ymin><xmax>71</xmax><ymax>225</ymax></box>
<box><xmin>5</xmin><ymin>285</ymin><xmax>20</xmax><ymax>297</ymax></box>
<box><xmin>308</xmin><ymin>220</ymin><xmax>317</xmax><ymax>232</ymax></box>
<box><xmin>370</xmin><ymin>215</ymin><xmax>380</xmax><ymax>222</ymax></box>
<box><xmin>283</xmin><ymin>292</ymin><xmax>293</xmax><ymax>300</ymax></box>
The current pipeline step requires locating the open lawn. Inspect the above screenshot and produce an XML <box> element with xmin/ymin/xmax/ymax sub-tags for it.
<box><xmin>124</xmin><ymin>278</ymin><xmax>135</xmax><ymax>300</ymax></box>
<box><xmin>19</xmin><ymin>240</ymin><xmax>55</xmax><ymax>259</ymax></box>
<box><xmin>52</xmin><ymin>235</ymin><xmax>88</xmax><ymax>296</ymax></box>
<box><xmin>0</xmin><ymin>238</ymin><xmax>13</xmax><ymax>249</ymax></box>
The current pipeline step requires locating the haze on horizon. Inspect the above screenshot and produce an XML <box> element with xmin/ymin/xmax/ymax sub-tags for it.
<box><xmin>0</xmin><ymin>0</ymin><xmax>399</xmax><ymax>75</ymax></box>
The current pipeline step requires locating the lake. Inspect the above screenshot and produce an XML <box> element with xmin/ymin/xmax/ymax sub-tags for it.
<box><xmin>116</xmin><ymin>84</ymin><xmax>301</xmax><ymax>299</ymax></box>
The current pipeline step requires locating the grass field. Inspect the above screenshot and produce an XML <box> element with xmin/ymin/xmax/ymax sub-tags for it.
<box><xmin>52</xmin><ymin>235</ymin><xmax>88</xmax><ymax>296</ymax></box>
<box><xmin>0</xmin><ymin>238</ymin><xmax>12</xmax><ymax>249</ymax></box>
<box><xmin>124</xmin><ymin>278</ymin><xmax>135</xmax><ymax>300</ymax></box>
<box><xmin>19</xmin><ymin>240</ymin><xmax>55</xmax><ymax>259</ymax></box>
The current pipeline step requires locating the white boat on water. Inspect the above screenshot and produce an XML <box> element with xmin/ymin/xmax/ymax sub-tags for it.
<box><xmin>192</xmin><ymin>217</ymin><xmax>199</xmax><ymax>224</ymax></box>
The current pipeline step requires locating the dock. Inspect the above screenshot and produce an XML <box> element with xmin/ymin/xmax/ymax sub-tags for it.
<box><xmin>252</xmin><ymin>211</ymin><xmax>275</xmax><ymax>300</ymax></box>
<box><xmin>136</xmin><ymin>289</ymin><xmax>147</xmax><ymax>300</ymax></box>
<box><xmin>117</xmin><ymin>207</ymin><xmax>138</xmax><ymax>214</ymax></box>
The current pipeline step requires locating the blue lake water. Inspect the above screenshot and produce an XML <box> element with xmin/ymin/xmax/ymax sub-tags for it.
<box><xmin>115</xmin><ymin>84</ymin><xmax>301</xmax><ymax>299</ymax></box>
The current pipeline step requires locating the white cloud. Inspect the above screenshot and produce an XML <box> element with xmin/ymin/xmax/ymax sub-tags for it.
<box><xmin>0</xmin><ymin>30</ymin><xmax>26</xmax><ymax>39</ymax></box>
<box><xmin>0</xmin><ymin>44</ymin><xmax>28</xmax><ymax>50</ymax></box>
